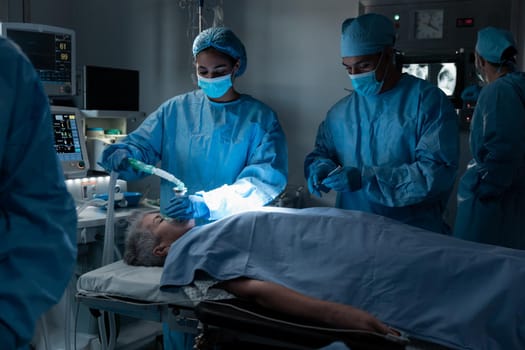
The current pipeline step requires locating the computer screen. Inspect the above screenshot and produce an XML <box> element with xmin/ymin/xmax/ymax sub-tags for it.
<box><xmin>0</xmin><ymin>22</ymin><xmax>76</xmax><ymax>96</ymax></box>
<box><xmin>51</xmin><ymin>106</ymin><xmax>89</xmax><ymax>179</ymax></box>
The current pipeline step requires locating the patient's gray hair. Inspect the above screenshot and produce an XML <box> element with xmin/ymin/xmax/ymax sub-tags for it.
<box><xmin>124</xmin><ymin>210</ymin><xmax>166</xmax><ymax>267</ymax></box>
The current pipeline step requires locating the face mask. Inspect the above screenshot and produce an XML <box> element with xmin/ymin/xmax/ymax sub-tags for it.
<box><xmin>349</xmin><ymin>70</ymin><xmax>384</xmax><ymax>96</ymax></box>
<box><xmin>348</xmin><ymin>52</ymin><xmax>387</xmax><ymax>96</ymax></box>
<box><xmin>474</xmin><ymin>57</ymin><xmax>487</xmax><ymax>85</ymax></box>
<box><xmin>198</xmin><ymin>73</ymin><xmax>232</xmax><ymax>99</ymax></box>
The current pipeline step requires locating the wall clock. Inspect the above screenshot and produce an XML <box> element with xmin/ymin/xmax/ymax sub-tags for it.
<box><xmin>414</xmin><ymin>9</ymin><xmax>444</xmax><ymax>40</ymax></box>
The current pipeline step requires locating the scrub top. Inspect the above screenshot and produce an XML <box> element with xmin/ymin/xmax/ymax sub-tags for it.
<box><xmin>113</xmin><ymin>89</ymin><xmax>288</xmax><ymax>221</ymax></box>
<box><xmin>305</xmin><ymin>74</ymin><xmax>459</xmax><ymax>233</ymax></box>
<box><xmin>455</xmin><ymin>71</ymin><xmax>525</xmax><ymax>248</ymax></box>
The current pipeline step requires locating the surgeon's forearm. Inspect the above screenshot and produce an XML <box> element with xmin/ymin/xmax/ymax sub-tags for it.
<box><xmin>221</xmin><ymin>278</ymin><xmax>392</xmax><ymax>335</ymax></box>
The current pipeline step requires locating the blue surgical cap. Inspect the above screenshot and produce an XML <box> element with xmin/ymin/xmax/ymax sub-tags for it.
<box><xmin>476</xmin><ymin>27</ymin><xmax>516</xmax><ymax>64</ymax></box>
<box><xmin>192</xmin><ymin>27</ymin><xmax>247</xmax><ymax>77</ymax></box>
<box><xmin>341</xmin><ymin>13</ymin><xmax>396</xmax><ymax>57</ymax></box>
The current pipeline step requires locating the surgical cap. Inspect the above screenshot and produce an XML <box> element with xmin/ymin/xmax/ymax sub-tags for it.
<box><xmin>476</xmin><ymin>27</ymin><xmax>516</xmax><ymax>64</ymax></box>
<box><xmin>341</xmin><ymin>13</ymin><xmax>396</xmax><ymax>57</ymax></box>
<box><xmin>192</xmin><ymin>27</ymin><xmax>247</xmax><ymax>77</ymax></box>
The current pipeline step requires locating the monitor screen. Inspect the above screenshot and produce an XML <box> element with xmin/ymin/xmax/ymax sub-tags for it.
<box><xmin>84</xmin><ymin>65</ymin><xmax>140</xmax><ymax>111</ymax></box>
<box><xmin>51</xmin><ymin>106</ymin><xmax>89</xmax><ymax>179</ymax></box>
<box><xmin>0</xmin><ymin>22</ymin><xmax>76</xmax><ymax>96</ymax></box>
<box><xmin>402</xmin><ymin>61</ymin><xmax>458</xmax><ymax>97</ymax></box>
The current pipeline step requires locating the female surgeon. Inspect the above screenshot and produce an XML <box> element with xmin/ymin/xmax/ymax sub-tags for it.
<box><xmin>99</xmin><ymin>27</ymin><xmax>288</xmax><ymax>349</ymax></box>
<box><xmin>454</xmin><ymin>27</ymin><xmax>525</xmax><ymax>249</ymax></box>
<box><xmin>100</xmin><ymin>27</ymin><xmax>288</xmax><ymax>224</ymax></box>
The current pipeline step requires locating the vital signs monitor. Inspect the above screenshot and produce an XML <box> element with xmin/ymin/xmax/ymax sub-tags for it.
<box><xmin>51</xmin><ymin>106</ymin><xmax>90</xmax><ymax>179</ymax></box>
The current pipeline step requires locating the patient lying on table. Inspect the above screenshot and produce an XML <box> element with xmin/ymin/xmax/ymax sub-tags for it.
<box><xmin>124</xmin><ymin>207</ymin><xmax>525</xmax><ymax>350</ymax></box>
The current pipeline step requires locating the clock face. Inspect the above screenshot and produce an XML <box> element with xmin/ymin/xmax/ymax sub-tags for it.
<box><xmin>414</xmin><ymin>9</ymin><xmax>444</xmax><ymax>39</ymax></box>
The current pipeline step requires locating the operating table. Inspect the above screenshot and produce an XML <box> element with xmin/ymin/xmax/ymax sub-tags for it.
<box><xmin>76</xmin><ymin>206</ymin><xmax>525</xmax><ymax>350</ymax></box>
<box><xmin>76</xmin><ymin>260</ymin><xmax>455</xmax><ymax>350</ymax></box>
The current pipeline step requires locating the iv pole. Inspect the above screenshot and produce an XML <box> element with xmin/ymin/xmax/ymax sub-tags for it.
<box><xmin>199</xmin><ymin>0</ymin><xmax>204</xmax><ymax>33</ymax></box>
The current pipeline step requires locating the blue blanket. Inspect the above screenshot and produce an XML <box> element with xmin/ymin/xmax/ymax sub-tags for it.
<box><xmin>160</xmin><ymin>207</ymin><xmax>525</xmax><ymax>350</ymax></box>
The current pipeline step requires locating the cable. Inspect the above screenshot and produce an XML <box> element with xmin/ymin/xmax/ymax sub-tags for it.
<box><xmin>199</xmin><ymin>0</ymin><xmax>204</xmax><ymax>33</ymax></box>
<box><xmin>64</xmin><ymin>278</ymin><xmax>76</xmax><ymax>350</ymax></box>
<box><xmin>98</xmin><ymin>171</ymin><xmax>118</xmax><ymax>349</ymax></box>
<box><xmin>101</xmin><ymin>171</ymin><xmax>118</xmax><ymax>266</ymax></box>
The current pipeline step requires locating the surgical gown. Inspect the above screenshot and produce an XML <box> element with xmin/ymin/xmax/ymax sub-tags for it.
<box><xmin>113</xmin><ymin>90</ymin><xmax>288</xmax><ymax>220</ymax></box>
<box><xmin>161</xmin><ymin>207</ymin><xmax>525</xmax><ymax>350</ymax></box>
<box><xmin>455</xmin><ymin>72</ymin><xmax>525</xmax><ymax>248</ymax></box>
<box><xmin>305</xmin><ymin>74</ymin><xmax>459</xmax><ymax>233</ymax></box>
<box><xmin>0</xmin><ymin>38</ymin><xmax>77</xmax><ymax>349</ymax></box>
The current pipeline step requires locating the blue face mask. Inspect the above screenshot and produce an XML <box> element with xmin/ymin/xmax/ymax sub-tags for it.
<box><xmin>348</xmin><ymin>52</ymin><xmax>388</xmax><ymax>97</ymax></box>
<box><xmin>349</xmin><ymin>70</ymin><xmax>384</xmax><ymax>96</ymax></box>
<box><xmin>198</xmin><ymin>74</ymin><xmax>233</xmax><ymax>99</ymax></box>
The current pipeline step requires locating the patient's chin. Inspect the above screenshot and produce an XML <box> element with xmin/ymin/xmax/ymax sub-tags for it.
<box><xmin>169</xmin><ymin>218</ymin><xmax>196</xmax><ymax>229</ymax></box>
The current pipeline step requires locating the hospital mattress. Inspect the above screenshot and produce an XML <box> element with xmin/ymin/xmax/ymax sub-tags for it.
<box><xmin>76</xmin><ymin>260</ymin><xmax>451</xmax><ymax>350</ymax></box>
<box><xmin>76</xmin><ymin>260</ymin><xmax>233</xmax><ymax>306</ymax></box>
<box><xmin>76</xmin><ymin>260</ymin><xmax>232</xmax><ymax>334</ymax></box>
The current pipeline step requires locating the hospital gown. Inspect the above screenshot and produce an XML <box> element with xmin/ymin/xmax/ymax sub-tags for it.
<box><xmin>0</xmin><ymin>38</ymin><xmax>77</xmax><ymax>349</ymax></box>
<box><xmin>455</xmin><ymin>71</ymin><xmax>525</xmax><ymax>249</ymax></box>
<box><xmin>111</xmin><ymin>90</ymin><xmax>288</xmax><ymax>220</ymax></box>
<box><xmin>161</xmin><ymin>207</ymin><xmax>525</xmax><ymax>350</ymax></box>
<box><xmin>305</xmin><ymin>74</ymin><xmax>459</xmax><ymax>233</ymax></box>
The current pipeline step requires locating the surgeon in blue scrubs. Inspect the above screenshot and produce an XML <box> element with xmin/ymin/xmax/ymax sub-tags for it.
<box><xmin>0</xmin><ymin>37</ymin><xmax>77</xmax><ymax>349</ymax></box>
<box><xmin>100</xmin><ymin>27</ymin><xmax>288</xmax><ymax>349</ymax></box>
<box><xmin>454</xmin><ymin>27</ymin><xmax>525</xmax><ymax>249</ymax></box>
<box><xmin>100</xmin><ymin>27</ymin><xmax>288</xmax><ymax>223</ymax></box>
<box><xmin>305</xmin><ymin>13</ymin><xmax>459</xmax><ymax>234</ymax></box>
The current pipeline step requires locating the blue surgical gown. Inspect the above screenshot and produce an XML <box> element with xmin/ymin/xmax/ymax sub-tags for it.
<box><xmin>455</xmin><ymin>72</ymin><xmax>525</xmax><ymax>248</ymax></box>
<box><xmin>112</xmin><ymin>90</ymin><xmax>288</xmax><ymax>220</ymax></box>
<box><xmin>0</xmin><ymin>38</ymin><xmax>77</xmax><ymax>349</ymax></box>
<box><xmin>161</xmin><ymin>207</ymin><xmax>525</xmax><ymax>350</ymax></box>
<box><xmin>305</xmin><ymin>74</ymin><xmax>459</xmax><ymax>233</ymax></box>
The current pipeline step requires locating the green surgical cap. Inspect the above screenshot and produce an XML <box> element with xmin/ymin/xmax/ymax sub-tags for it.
<box><xmin>341</xmin><ymin>13</ymin><xmax>395</xmax><ymax>57</ymax></box>
<box><xmin>476</xmin><ymin>27</ymin><xmax>516</xmax><ymax>64</ymax></box>
<box><xmin>192</xmin><ymin>27</ymin><xmax>247</xmax><ymax>77</ymax></box>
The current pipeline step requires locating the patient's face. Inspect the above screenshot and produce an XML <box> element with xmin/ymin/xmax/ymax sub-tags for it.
<box><xmin>141</xmin><ymin>213</ymin><xmax>195</xmax><ymax>245</ymax></box>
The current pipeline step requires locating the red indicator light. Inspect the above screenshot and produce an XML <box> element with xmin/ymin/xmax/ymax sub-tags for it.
<box><xmin>456</xmin><ymin>18</ymin><xmax>474</xmax><ymax>27</ymax></box>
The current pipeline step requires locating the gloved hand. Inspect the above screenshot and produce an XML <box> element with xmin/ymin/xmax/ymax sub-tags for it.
<box><xmin>474</xmin><ymin>168</ymin><xmax>503</xmax><ymax>201</ymax></box>
<box><xmin>98</xmin><ymin>145</ymin><xmax>131</xmax><ymax>172</ymax></box>
<box><xmin>307</xmin><ymin>160</ymin><xmax>338</xmax><ymax>197</ymax></box>
<box><xmin>322</xmin><ymin>166</ymin><xmax>362</xmax><ymax>192</ymax></box>
<box><xmin>164</xmin><ymin>195</ymin><xmax>210</xmax><ymax>220</ymax></box>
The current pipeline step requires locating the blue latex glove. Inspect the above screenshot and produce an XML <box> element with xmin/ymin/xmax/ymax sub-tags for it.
<box><xmin>98</xmin><ymin>145</ymin><xmax>131</xmax><ymax>172</ymax></box>
<box><xmin>307</xmin><ymin>160</ymin><xmax>338</xmax><ymax>197</ymax></box>
<box><xmin>322</xmin><ymin>166</ymin><xmax>362</xmax><ymax>192</ymax></box>
<box><xmin>164</xmin><ymin>195</ymin><xmax>210</xmax><ymax>220</ymax></box>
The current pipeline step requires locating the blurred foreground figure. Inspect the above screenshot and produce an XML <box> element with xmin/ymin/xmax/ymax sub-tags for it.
<box><xmin>0</xmin><ymin>37</ymin><xmax>77</xmax><ymax>349</ymax></box>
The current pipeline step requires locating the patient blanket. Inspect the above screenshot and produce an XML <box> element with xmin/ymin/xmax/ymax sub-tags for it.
<box><xmin>160</xmin><ymin>207</ymin><xmax>525</xmax><ymax>350</ymax></box>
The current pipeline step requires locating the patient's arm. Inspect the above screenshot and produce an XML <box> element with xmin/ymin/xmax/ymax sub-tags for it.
<box><xmin>220</xmin><ymin>278</ymin><xmax>393</xmax><ymax>335</ymax></box>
